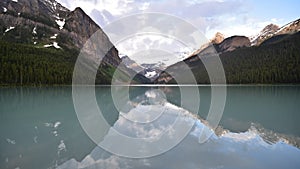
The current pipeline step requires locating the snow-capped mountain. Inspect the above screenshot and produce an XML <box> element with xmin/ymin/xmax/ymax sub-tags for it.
<box><xmin>1</xmin><ymin>0</ymin><xmax>93</xmax><ymax>47</ymax></box>
<box><xmin>0</xmin><ymin>0</ymin><xmax>121</xmax><ymax>66</ymax></box>
<box><xmin>250</xmin><ymin>24</ymin><xmax>279</xmax><ymax>46</ymax></box>
<box><xmin>120</xmin><ymin>55</ymin><xmax>166</xmax><ymax>81</ymax></box>
<box><xmin>275</xmin><ymin>18</ymin><xmax>300</xmax><ymax>35</ymax></box>
<box><xmin>0</xmin><ymin>0</ymin><xmax>154</xmax><ymax>85</ymax></box>
<box><xmin>140</xmin><ymin>62</ymin><xmax>166</xmax><ymax>80</ymax></box>
<box><xmin>251</xmin><ymin>18</ymin><xmax>300</xmax><ymax>46</ymax></box>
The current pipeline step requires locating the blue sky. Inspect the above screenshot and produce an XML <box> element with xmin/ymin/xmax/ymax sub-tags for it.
<box><xmin>249</xmin><ymin>0</ymin><xmax>299</xmax><ymax>22</ymax></box>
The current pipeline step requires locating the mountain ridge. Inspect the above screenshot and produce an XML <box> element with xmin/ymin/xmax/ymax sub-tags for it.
<box><xmin>155</xmin><ymin>18</ymin><xmax>300</xmax><ymax>84</ymax></box>
<box><xmin>0</xmin><ymin>0</ymin><xmax>150</xmax><ymax>85</ymax></box>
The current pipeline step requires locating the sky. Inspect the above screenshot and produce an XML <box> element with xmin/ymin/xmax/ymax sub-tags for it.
<box><xmin>57</xmin><ymin>0</ymin><xmax>299</xmax><ymax>38</ymax></box>
<box><xmin>56</xmin><ymin>0</ymin><xmax>299</xmax><ymax>65</ymax></box>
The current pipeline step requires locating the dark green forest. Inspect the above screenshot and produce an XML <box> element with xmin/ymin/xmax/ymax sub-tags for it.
<box><xmin>0</xmin><ymin>41</ymin><xmax>117</xmax><ymax>85</ymax></box>
<box><xmin>222</xmin><ymin>33</ymin><xmax>300</xmax><ymax>84</ymax></box>
<box><xmin>160</xmin><ymin>32</ymin><xmax>300</xmax><ymax>84</ymax></box>
<box><xmin>1</xmin><ymin>32</ymin><xmax>300</xmax><ymax>85</ymax></box>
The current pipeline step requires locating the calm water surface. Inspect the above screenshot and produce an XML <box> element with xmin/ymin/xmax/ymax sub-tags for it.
<box><xmin>0</xmin><ymin>86</ymin><xmax>300</xmax><ymax>169</ymax></box>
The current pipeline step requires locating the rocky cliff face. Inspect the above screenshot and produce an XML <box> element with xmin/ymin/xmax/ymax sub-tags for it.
<box><xmin>192</xmin><ymin>35</ymin><xmax>250</xmax><ymax>57</ymax></box>
<box><xmin>211</xmin><ymin>32</ymin><xmax>225</xmax><ymax>44</ymax></box>
<box><xmin>216</xmin><ymin>36</ymin><xmax>251</xmax><ymax>53</ymax></box>
<box><xmin>121</xmin><ymin>55</ymin><xmax>144</xmax><ymax>73</ymax></box>
<box><xmin>0</xmin><ymin>0</ymin><xmax>121</xmax><ymax>67</ymax></box>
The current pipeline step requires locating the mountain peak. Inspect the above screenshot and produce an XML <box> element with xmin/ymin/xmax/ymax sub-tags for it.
<box><xmin>263</xmin><ymin>24</ymin><xmax>279</xmax><ymax>31</ymax></box>
<box><xmin>250</xmin><ymin>23</ymin><xmax>279</xmax><ymax>46</ymax></box>
<box><xmin>211</xmin><ymin>32</ymin><xmax>225</xmax><ymax>44</ymax></box>
<box><xmin>73</xmin><ymin>7</ymin><xmax>85</xmax><ymax>14</ymax></box>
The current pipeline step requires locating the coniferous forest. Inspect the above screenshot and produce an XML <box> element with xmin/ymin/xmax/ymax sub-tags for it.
<box><xmin>1</xmin><ymin>32</ymin><xmax>300</xmax><ymax>85</ymax></box>
<box><xmin>0</xmin><ymin>41</ymin><xmax>118</xmax><ymax>85</ymax></box>
<box><xmin>221</xmin><ymin>33</ymin><xmax>300</xmax><ymax>84</ymax></box>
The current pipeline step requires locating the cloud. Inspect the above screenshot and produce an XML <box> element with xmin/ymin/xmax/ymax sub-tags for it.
<box><xmin>57</xmin><ymin>0</ymin><xmax>253</xmax><ymax>38</ymax></box>
<box><xmin>56</xmin><ymin>0</ymin><xmax>290</xmax><ymax>65</ymax></box>
<box><xmin>205</xmin><ymin>15</ymin><xmax>286</xmax><ymax>38</ymax></box>
<box><xmin>115</xmin><ymin>34</ymin><xmax>189</xmax><ymax>65</ymax></box>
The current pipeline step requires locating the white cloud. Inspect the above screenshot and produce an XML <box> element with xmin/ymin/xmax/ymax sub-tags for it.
<box><xmin>205</xmin><ymin>16</ymin><xmax>287</xmax><ymax>39</ymax></box>
<box><xmin>115</xmin><ymin>34</ymin><xmax>194</xmax><ymax>65</ymax></box>
<box><xmin>57</xmin><ymin>0</ymin><xmax>288</xmax><ymax>39</ymax></box>
<box><xmin>57</xmin><ymin>0</ymin><xmax>253</xmax><ymax>37</ymax></box>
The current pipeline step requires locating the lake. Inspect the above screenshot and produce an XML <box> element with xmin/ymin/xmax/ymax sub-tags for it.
<box><xmin>1</xmin><ymin>86</ymin><xmax>300</xmax><ymax>169</ymax></box>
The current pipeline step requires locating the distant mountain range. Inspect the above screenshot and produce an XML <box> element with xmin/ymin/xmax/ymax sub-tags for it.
<box><xmin>156</xmin><ymin>18</ymin><xmax>300</xmax><ymax>84</ymax></box>
<box><xmin>120</xmin><ymin>55</ymin><xmax>166</xmax><ymax>81</ymax></box>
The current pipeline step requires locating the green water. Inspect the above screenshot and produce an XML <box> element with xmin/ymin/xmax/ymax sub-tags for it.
<box><xmin>0</xmin><ymin>86</ymin><xmax>300</xmax><ymax>169</ymax></box>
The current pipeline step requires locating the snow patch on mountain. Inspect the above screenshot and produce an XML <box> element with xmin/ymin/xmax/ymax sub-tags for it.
<box><xmin>50</xmin><ymin>34</ymin><xmax>58</xmax><ymax>39</ymax></box>
<box><xmin>44</xmin><ymin>42</ymin><xmax>61</xmax><ymax>49</ymax></box>
<box><xmin>44</xmin><ymin>0</ymin><xmax>57</xmax><ymax>11</ymax></box>
<box><xmin>32</xmin><ymin>26</ymin><xmax>37</xmax><ymax>34</ymax></box>
<box><xmin>145</xmin><ymin>71</ymin><xmax>157</xmax><ymax>78</ymax></box>
<box><xmin>55</xmin><ymin>19</ymin><xmax>65</xmax><ymax>30</ymax></box>
<box><xmin>5</xmin><ymin>26</ymin><xmax>15</xmax><ymax>33</ymax></box>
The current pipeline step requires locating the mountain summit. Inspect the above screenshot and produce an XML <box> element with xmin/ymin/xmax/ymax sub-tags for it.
<box><xmin>211</xmin><ymin>32</ymin><xmax>225</xmax><ymax>44</ymax></box>
<box><xmin>0</xmin><ymin>0</ymin><xmax>115</xmax><ymax>52</ymax></box>
<box><xmin>251</xmin><ymin>24</ymin><xmax>279</xmax><ymax>46</ymax></box>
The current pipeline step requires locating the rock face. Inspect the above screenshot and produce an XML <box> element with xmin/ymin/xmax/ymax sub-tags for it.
<box><xmin>216</xmin><ymin>36</ymin><xmax>251</xmax><ymax>53</ymax></box>
<box><xmin>192</xmin><ymin>35</ymin><xmax>251</xmax><ymax>57</ymax></box>
<box><xmin>211</xmin><ymin>32</ymin><xmax>225</xmax><ymax>44</ymax></box>
<box><xmin>0</xmin><ymin>0</ymin><xmax>121</xmax><ymax>67</ymax></box>
<box><xmin>121</xmin><ymin>55</ymin><xmax>144</xmax><ymax>73</ymax></box>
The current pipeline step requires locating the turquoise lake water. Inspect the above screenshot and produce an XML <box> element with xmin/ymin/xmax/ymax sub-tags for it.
<box><xmin>1</xmin><ymin>86</ymin><xmax>300</xmax><ymax>169</ymax></box>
